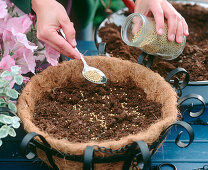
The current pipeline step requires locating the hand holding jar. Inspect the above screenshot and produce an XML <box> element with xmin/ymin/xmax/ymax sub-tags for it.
<box><xmin>121</xmin><ymin>0</ymin><xmax>189</xmax><ymax>60</ymax></box>
<box><xmin>134</xmin><ymin>0</ymin><xmax>189</xmax><ymax>43</ymax></box>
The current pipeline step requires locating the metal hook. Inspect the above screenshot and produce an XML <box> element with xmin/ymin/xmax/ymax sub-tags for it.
<box><xmin>178</xmin><ymin>94</ymin><xmax>205</xmax><ymax>118</ymax></box>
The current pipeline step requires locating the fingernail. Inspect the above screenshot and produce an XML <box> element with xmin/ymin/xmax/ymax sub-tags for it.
<box><xmin>185</xmin><ymin>29</ymin><xmax>189</xmax><ymax>35</ymax></box>
<box><xmin>74</xmin><ymin>56</ymin><xmax>81</xmax><ymax>60</ymax></box>
<box><xmin>74</xmin><ymin>56</ymin><xmax>80</xmax><ymax>60</ymax></box>
<box><xmin>158</xmin><ymin>28</ymin><xmax>163</xmax><ymax>35</ymax></box>
<box><xmin>177</xmin><ymin>36</ymin><xmax>183</xmax><ymax>43</ymax></box>
<box><xmin>75</xmin><ymin>51</ymin><xmax>81</xmax><ymax>60</ymax></box>
<box><xmin>169</xmin><ymin>34</ymin><xmax>175</xmax><ymax>41</ymax></box>
<box><xmin>72</xmin><ymin>39</ymin><xmax>77</xmax><ymax>47</ymax></box>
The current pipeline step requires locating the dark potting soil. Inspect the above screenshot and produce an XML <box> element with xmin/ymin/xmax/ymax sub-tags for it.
<box><xmin>98</xmin><ymin>3</ymin><xmax>208</xmax><ymax>81</ymax></box>
<box><xmin>33</xmin><ymin>80</ymin><xmax>162</xmax><ymax>142</ymax></box>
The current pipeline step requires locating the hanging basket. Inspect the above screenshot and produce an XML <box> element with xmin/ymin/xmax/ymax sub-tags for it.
<box><xmin>17</xmin><ymin>56</ymin><xmax>179</xmax><ymax>170</ymax></box>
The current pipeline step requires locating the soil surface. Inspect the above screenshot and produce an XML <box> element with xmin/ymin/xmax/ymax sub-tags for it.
<box><xmin>98</xmin><ymin>3</ymin><xmax>208</xmax><ymax>81</ymax></box>
<box><xmin>33</xmin><ymin>80</ymin><xmax>162</xmax><ymax>142</ymax></box>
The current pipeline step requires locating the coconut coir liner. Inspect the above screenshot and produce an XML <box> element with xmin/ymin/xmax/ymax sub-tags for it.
<box><xmin>98</xmin><ymin>3</ymin><xmax>208</xmax><ymax>81</ymax></box>
<box><xmin>17</xmin><ymin>56</ymin><xmax>178</xmax><ymax>170</ymax></box>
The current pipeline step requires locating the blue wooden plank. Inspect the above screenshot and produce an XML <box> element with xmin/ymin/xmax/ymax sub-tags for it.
<box><xmin>152</xmin><ymin>142</ymin><xmax>208</xmax><ymax>161</ymax></box>
<box><xmin>0</xmin><ymin>161</ymin><xmax>51</xmax><ymax>170</ymax></box>
<box><xmin>181</xmin><ymin>84</ymin><xmax>208</xmax><ymax>105</ymax></box>
<box><xmin>76</xmin><ymin>40</ymin><xmax>98</xmax><ymax>56</ymax></box>
<box><xmin>166</xmin><ymin>125</ymin><xmax>208</xmax><ymax>141</ymax></box>
<box><xmin>152</xmin><ymin>163</ymin><xmax>208</xmax><ymax>170</ymax></box>
<box><xmin>60</xmin><ymin>40</ymin><xmax>98</xmax><ymax>60</ymax></box>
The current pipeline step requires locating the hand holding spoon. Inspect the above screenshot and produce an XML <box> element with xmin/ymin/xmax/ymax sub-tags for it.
<box><xmin>59</xmin><ymin>29</ymin><xmax>107</xmax><ymax>84</ymax></box>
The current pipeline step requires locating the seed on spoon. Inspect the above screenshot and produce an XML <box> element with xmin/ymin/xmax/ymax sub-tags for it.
<box><xmin>84</xmin><ymin>70</ymin><xmax>103</xmax><ymax>82</ymax></box>
<box><xmin>59</xmin><ymin>28</ymin><xmax>107</xmax><ymax>84</ymax></box>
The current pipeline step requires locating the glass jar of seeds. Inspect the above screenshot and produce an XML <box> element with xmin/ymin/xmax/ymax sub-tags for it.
<box><xmin>121</xmin><ymin>13</ymin><xmax>186</xmax><ymax>60</ymax></box>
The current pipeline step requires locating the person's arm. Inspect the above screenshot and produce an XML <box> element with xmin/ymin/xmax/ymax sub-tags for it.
<box><xmin>134</xmin><ymin>0</ymin><xmax>189</xmax><ymax>43</ymax></box>
<box><xmin>31</xmin><ymin>0</ymin><xmax>81</xmax><ymax>59</ymax></box>
<box><xmin>12</xmin><ymin>0</ymin><xmax>80</xmax><ymax>59</ymax></box>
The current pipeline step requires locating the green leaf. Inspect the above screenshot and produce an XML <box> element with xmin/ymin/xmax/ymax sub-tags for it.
<box><xmin>6</xmin><ymin>89</ymin><xmax>19</xmax><ymax>99</ymax></box>
<box><xmin>0</xmin><ymin>89</ymin><xmax>4</xmax><ymax>93</ymax></box>
<box><xmin>3</xmin><ymin>115</ymin><xmax>13</xmax><ymax>124</ymax></box>
<box><xmin>8</xmin><ymin>102</ymin><xmax>17</xmax><ymax>113</ymax></box>
<box><xmin>26</xmin><ymin>29</ymin><xmax>38</xmax><ymax>44</ymax></box>
<box><xmin>0</xmin><ymin>139</ymin><xmax>2</xmax><ymax>147</ymax></box>
<box><xmin>2</xmin><ymin>112</ymin><xmax>9</xmax><ymax>115</ymax></box>
<box><xmin>0</xmin><ymin>125</ymin><xmax>10</xmax><ymax>138</ymax></box>
<box><xmin>1</xmin><ymin>70</ymin><xmax>11</xmax><ymax>77</ymax></box>
<box><xmin>14</xmin><ymin>75</ymin><xmax>23</xmax><ymax>85</ymax></box>
<box><xmin>8</xmin><ymin>6</ymin><xmax>14</xmax><ymax>14</ymax></box>
<box><xmin>0</xmin><ymin>98</ymin><xmax>5</xmax><ymax>103</ymax></box>
<box><xmin>4</xmin><ymin>87</ymin><xmax>11</xmax><ymax>95</ymax></box>
<box><xmin>8</xmin><ymin>127</ymin><xmax>16</xmax><ymax>137</ymax></box>
<box><xmin>0</xmin><ymin>115</ymin><xmax>12</xmax><ymax>124</ymax></box>
<box><xmin>12</xmin><ymin>122</ymin><xmax>20</xmax><ymax>129</ymax></box>
<box><xmin>12</xmin><ymin>116</ymin><xmax>20</xmax><ymax>123</ymax></box>
<box><xmin>0</xmin><ymin>98</ymin><xmax>6</xmax><ymax>107</ymax></box>
<box><xmin>0</xmin><ymin>115</ymin><xmax>4</xmax><ymax>123</ymax></box>
<box><xmin>0</xmin><ymin>103</ymin><xmax>7</xmax><ymax>107</ymax></box>
<box><xmin>11</xmin><ymin>66</ymin><xmax>21</xmax><ymax>74</ymax></box>
<box><xmin>0</xmin><ymin>79</ymin><xmax>7</xmax><ymax>88</ymax></box>
<box><xmin>9</xmin><ymin>51</ymin><xmax>14</xmax><ymax>56</ymax></box>
<box><xmin>0</xmin><ymin>98</ymin><xmax>5</xmax><ymax>102</ymax></box>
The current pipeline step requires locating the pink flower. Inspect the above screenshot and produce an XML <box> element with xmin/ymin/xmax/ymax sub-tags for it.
<box><xmin>0</xmin><ymin>20</ymin><xmax>5</xmax><ymax>34</ymax></box>
<box><xmin>4</xmin><ymin>0</ymin><xmax>13</xmax><ymax>7</ymax></box>
<box><xmin>0</xmin><ymin>55</ymin><xmax>15</xmax><ymax>71</ymax></box>
<box><xmin>12</xmin><ymin>29</ymin><xmax>37</xmax><ymax>52</ymax></box>
<box><xmin>2</xmin><ymin>30</ymin><xmax>16</xmax><ymax>55</ymax></box>
<box><xmin>23</xmin><ymin>76</ymin><xmax>30</xmax><ymax>83</ymax></box>
<box><xmin>23</xmin><ymin>48</ymin><xmax>36</xmax><ymax>73</ymax></box>
<box><xmin>0</xmin><ymin>0</ymin><xmax>61</xmax><ymax>76</ymax></box>
<box><xmin>0</xmin><ymin>0</ymin><xmax>7</xmax><ymax>19</ymax></box>
<box><xmin>6</xmin><ymin>15</ymin><xmax>32</xmax><ymax>33</ymax></box>
<box><xmin>45</xmin><ymin>44</ymin><xmax>60</xmax><ymax>66</ymax></box>
<box><xmin>2</xmin><ymin>29</ymin><xmax>37</xmax><ymax>56</ymax></box>
<box><xmin>13</xmin><ymin>47</ymin><xmax>36</xmax><ymax>74</ymax></box>
<box><xmin>4</xmin><ymin>0</ymin><xmax>24</xmax><ymax>17</ymax></box>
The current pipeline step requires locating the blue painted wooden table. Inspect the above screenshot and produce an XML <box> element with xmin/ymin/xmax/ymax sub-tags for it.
<box><xmin>1</xmin><ymin>41</ymin><xmax>208</xmax><ymax>170</ymax></box>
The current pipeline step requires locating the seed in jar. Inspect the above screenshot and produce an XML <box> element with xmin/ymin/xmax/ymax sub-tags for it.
<box><xmin>132</xmin><ymin>20</ymin><xmax>185</xmax><ymax>59</ymax></box>
<box><xmin>84</xmin><ymin>70</ymin><xmax>102</xmax><ymax>82</ymax></box>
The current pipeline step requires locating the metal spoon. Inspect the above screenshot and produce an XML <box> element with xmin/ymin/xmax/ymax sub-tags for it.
<box><xmin>59</xmin><ymin>29</ymin><xmax>107</xmax><ymax>84</ymax></box>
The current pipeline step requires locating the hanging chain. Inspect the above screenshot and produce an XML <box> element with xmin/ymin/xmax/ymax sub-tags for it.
<box><xmin>189</xmin><ymin>118</ymin><xmax>208</xmax><ymax>125</ymax></box>
<box><xmin>93</xmin><ymin>144</ymin><xmax>131</xmax><ymax>155</ymax></box>
<box><xmin>132</xmin><ymin>156</ymin><xmax>139</xmax><ymax>170</ymax></box>
<box><xmin>94</xmin><ymin>144</ymin><xmax>142</xmax><ymax>169</ymax></box>
<box><xmin>94</xmin><ymin>144</ymin><xmax>145</xmax><ymax>169</ymax></box>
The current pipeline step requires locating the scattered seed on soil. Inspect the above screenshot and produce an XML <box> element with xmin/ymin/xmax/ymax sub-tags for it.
<box><xmin>33</xmin><ymin>79</ymin><xmax>162</xmax><ymax>143</ymax></box>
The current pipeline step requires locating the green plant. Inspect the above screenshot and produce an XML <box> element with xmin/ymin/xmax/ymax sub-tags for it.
<box><xmin>0</xmin><ymin>66</ymin><xmax>23</xmax><ymax>146</ymax></box>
